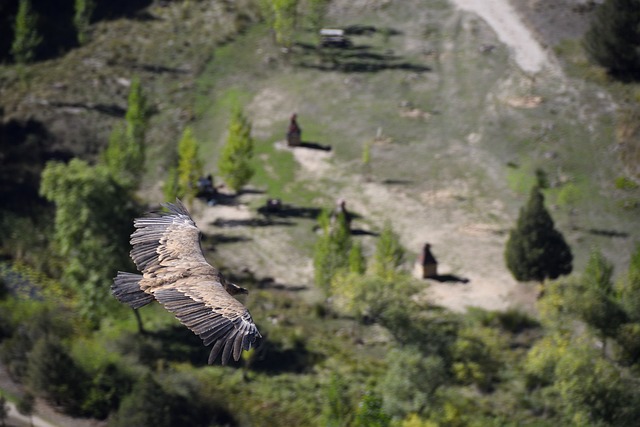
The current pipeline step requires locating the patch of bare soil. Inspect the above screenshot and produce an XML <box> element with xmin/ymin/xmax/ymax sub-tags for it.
<box><xmin>193</xmin><ymin>139</ymin><xmax>538</xmax><ymax>313</ymax></box>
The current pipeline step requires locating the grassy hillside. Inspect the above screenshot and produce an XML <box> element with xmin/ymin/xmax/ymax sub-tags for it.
<box><xmin>2</xmin><ymin>1</ymin><xmax>640</xmax><ymax>426</ymax></box>
<box><xmin>189</xmin><ymin>0</ymin><xmax>640</xmax><ymax>308</ymax></box>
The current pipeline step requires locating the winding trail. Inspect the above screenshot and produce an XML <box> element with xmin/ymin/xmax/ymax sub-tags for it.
<box><xmin>449</xmin><ymin>0</ymin><xmax>552</xmax><ymax>74</ymax></box>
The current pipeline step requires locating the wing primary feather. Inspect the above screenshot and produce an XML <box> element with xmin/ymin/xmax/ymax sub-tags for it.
<box><xmin>221</xmin><ymin>335</ymin><xmax>235</xmax><ymax>365</ymax></box>
<box><xmin>233</xmin><ymin>330</ymin><xmax>245</xmax><ymax>361</ymax></box>
<box><xmin>209</xmin><ymin>340</ymin><xmax>224</xmax><ymax>364</ymax></box>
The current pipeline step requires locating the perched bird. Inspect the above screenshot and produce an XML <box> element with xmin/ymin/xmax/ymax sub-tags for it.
<box><xmin>112</xmin><ymin>200</ymin><xmax>261</xmax><ymax>364</ymax></box>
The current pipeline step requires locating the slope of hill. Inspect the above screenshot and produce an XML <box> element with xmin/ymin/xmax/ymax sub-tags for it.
<box><xmin>187</xmin><ymin>0</ymin><xmax>639</xmax><ymax>313</ymax></box>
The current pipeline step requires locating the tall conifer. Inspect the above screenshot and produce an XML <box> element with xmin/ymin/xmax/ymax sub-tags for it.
<box><xmin>505</xmin><ymin>186</ymin><xmax>573</xmax><ymax>282</ymax></box>
<box><xmin>583</xmin><ymin>0</ymin><xmax>640</xmax><ymax>77</ymax></box>
<box><xmin>218</xmin><ymin>107</ymin><xmax>254</xmax><ymax>193</ymax></box>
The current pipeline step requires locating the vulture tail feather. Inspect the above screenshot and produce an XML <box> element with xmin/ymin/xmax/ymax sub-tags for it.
<box><xmin>112</xmin><ymin>272</ymin><xmax>154</xmax><ymax>309</ymax></box>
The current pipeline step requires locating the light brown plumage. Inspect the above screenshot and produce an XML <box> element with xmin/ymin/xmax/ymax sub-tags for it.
<box><xmin>112</xmin><ymin>199</ymin><xmax>261</xmax><ymax>364</ymax></box>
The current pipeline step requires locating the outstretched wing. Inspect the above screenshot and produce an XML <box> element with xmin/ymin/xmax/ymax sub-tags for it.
<box><xmin>117</xmin><ymin>199</ymin><xmax>261</xmax><ymax>364</ymax></box>
<box><xmin>153</xmin><ymin>279</ymin><xmax>261</xmax><ymax>364</ymax></box>
<box><xmin>130</xmin><ymin>199</ymin><xmax>210</xmax><ymax>278</ymax></box>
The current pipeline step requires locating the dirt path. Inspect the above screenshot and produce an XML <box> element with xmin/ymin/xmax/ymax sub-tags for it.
<box><xmin>449</xmin><ymin>0</ymin><xmax>555</xmax><ymax>75</ymax></box>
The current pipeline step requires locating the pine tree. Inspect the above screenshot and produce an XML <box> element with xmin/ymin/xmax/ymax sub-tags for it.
<box><xmin>373</xmin><ymin>221</ymin><xmax>405</xmax><ymax>281</ymax></box>
<box><xmin>101</xmin><ymin>77</ymin><xmax>148</xmax><ymax>189</ymax></box>
<box><xmin>618</xmin><ymin>244</ymin><xmax>640</xmax><ymax>322</ymax></box>
<box><xmin>125</xmin><ymin>77</ymin><xmax>149</xmax><ymax>148</ymax></box>
<box><xmin>349</xmin><ymin>241</ymin><xmax>366</xmax><ymax>275</ymax></box>
<box><xmin>162</xmin><ymin>166</ymin><xmax>180</xmax><ymax>202</ymax></box>
<box><xmin>314</xmin><ymin>208</ymin><xmax>352</xmax><ymax>294</ymax></box>
<box><xmin>11</xmin><ymin>0</ymin><xmax>42</xmax><ymax>64</ymax></box>
<box><xmin>218</xmin><ymin>107</ymin><xmax>254</xmax><ymax>193</ymax></box>
<box><xmin>74</xmin><ymin>0</ymin><xmax>95</xmax><ymax>45</ymax></box>
<box><xmin>575</xmin><ymin>250</ymin><xmax>626</xmax><ymax>340</ymax></box>
<box><xmin>583</xmin><ymin>0</ymin><xmax>640</xmax><ymax>77</ymax></box>
<box><xmin>177</xmin><ymin>127</ymin><xmax>203</xmax><ymax>203</ymax></box>
<box><xmin>505</xmin><ymin>185</ymin><xmax>573</xmax><ymax>282</ymax></box>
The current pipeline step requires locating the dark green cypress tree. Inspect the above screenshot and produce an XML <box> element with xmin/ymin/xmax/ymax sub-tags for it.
<box><xmin>583</xmin><ymin>0</ymin><xmax>640</xmax><ymax>78</ymax></box>
<box><xmin>505</xmin><ymin>186</ymin><xmax>573</xmax><ymax>282</ymax></box>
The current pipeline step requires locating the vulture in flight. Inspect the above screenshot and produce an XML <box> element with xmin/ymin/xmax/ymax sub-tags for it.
<box><xmin>112</xmin><ymin>200</ymin><xmax>261</xmax><ymax>364</ymax></box>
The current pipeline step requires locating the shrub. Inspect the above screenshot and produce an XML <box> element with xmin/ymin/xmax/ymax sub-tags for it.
<box><xmin>583</xmin><ymin>0</ymin><xmax>640</xmax><ymax>78</ymax></box>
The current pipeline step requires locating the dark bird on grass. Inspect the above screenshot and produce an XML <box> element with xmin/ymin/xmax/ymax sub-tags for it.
<box><xmin>112</xmin><ymin>199</ymin><xmax>261</xmax><ymax>364</ymax></box>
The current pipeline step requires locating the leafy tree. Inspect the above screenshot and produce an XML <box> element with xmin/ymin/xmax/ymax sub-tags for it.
<box><xmin>78</xmin><ymin>363</ymin><xmax>132</xmax><ymax>419</ymax></box>
<box><xmin>260</xmin><ymin>0</ymin><xmax>299</xmax><ymax>47</ymax></box>
<box><xmin>353</xmin><ymin>391</ymin><xmax>391</xmax><ymax>427</ymax></box>
<box><xmin>552</xmin><ymin>343</ymin><xmax>633</xmax><ymax>425</ymax></box>
<box><xmin>373</xmin><ymin>221</ymin><xmax>405</xmax><ymax>280</ymax></box>
<box><xmin>218</xmin><ymin>107</ymin><xmax>254</xmax><ymax>193</ymax></box>
<box><xmin>16</xmin><ymin>392</ymin><xmax>34</xmax><ymax>424</ymax></box>
<box><xmin>505</xmin><ymin>185</ymin><xmax>573</xmax><ymax>282</ymax></box>
<box><xmin>331</xmin><ymin>273</ymin><xmax>420</xmax><ymax>323</ymax></box>
<box><xmin>321</xmin><ymin>373</ymin><xmax>352</xmax><ymax>427</ymax></box>
<box><xmin>27</xmin><ymin>335</ymin><xmax>87</xmax><ymax>414</ymax></box>
<box><xmin>575</xmin><ymin>250</ymin><xmax>627</xmax><ymax>342</ymax></box>
<box><xmin>307</xmin><ymin>0</ymin><xmax>329</xmax><ymax>34</ymax></box>
<box><xmin>39</xmin><ymin>159</ymin><xmax>135</xmax><ymax>326</ymax></box>
<box><xmin>111</xmin><ymin>373</ymin><xmax>211</xmax><ymax>427</ymax></box>
<box><xmin>379</xmin><ymin>348</ymin><xmax>446</xmax><ymax>417</ymax></box>
<box><xmin>11</xmin><ymin>0</ymin><xmax>41</xmax><ymax>64</ymax></box>
<box><xmin>451</xmin><ymin>325</ymin><xmax>505</xmax><ymax>392</ymax></box>
<box><xmin>583</xmin><ymin>0</ymin><xmax>640</xmax><ymax>78</ymax></box>
<box><xmin>177</xmin><ymin>126</ymin><xmax>203</xmax><ymax>203</ymax></box>
<box><xmin>111</xmin><ymin>374</ymin><xmax>172</xmax><ymax>427</ymax></box>
<box><xmin>74</xmin><ymin>0</ymin><xmax>95</xmax><ymax>45</ymax></box>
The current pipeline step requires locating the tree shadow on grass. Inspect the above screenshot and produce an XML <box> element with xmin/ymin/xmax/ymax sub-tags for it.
<box><xmin>49</xmin><ymin>101</ymin><xmax>127</xmax><ymax>118</ymax></box>
<box><xmin>203</xmin><ymin>233</ymin><xmax>252</xmax><ymax>245</ymax></box>
<box><xmin>257</xmin><ymin>203</ymin><xmax>322</xmax><ymax>220</ymax></box>
<box><xmin>256</xmin><ymin>277</ymin><xmax>308</xmax><ymax>292</ymax></box>
<box><xmin>293</xmin><ymin>30</ymin><xmax>430</xmax><ymax>74</ymax></box>
<box><xmin>297</xmin><ymin>141</ymin><xmax>333</xmax><ymax>151</ymax></box>
<box><xmin>429</xmin><ymin>274</ymin><xmax>470</xmax><ymax>284</ymax></box>
<box><xmin>573</xmin><ymin>227</ymin><xmax>630</xmax><ymax>239</ymax></box>
<box><xmin>211</xmin><ymin>218</ymin><xmax>295</xmax><ymax>228</ymax></box>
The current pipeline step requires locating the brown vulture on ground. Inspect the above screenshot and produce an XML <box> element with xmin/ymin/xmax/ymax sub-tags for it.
<box><xmin>112</xmin><ymin>200</ymin><xmax>261</xmax><ymax>364</ymax></box>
